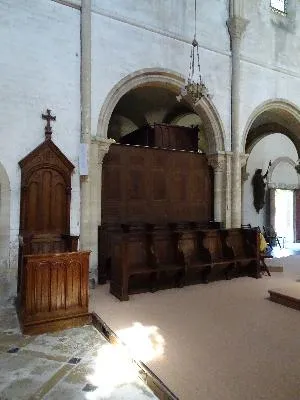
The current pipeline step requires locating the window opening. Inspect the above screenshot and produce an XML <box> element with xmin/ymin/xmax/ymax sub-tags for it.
<box><xmin>270</xmin><ymin>0</ymin><xmax>287</xmax><ymax>14</ymax></box>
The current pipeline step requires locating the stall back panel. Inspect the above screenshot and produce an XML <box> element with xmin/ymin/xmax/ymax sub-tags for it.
<box><xmin>101</xmin><ymin>144</ymin><xmax>213</xmax><ymax>224</ymax></box>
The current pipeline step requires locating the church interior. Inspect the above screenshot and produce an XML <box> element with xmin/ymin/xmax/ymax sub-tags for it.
<box><xmin>0</xmin><ymin>0</ymin><xmax>300</xmax><ymax>399</ymax></box>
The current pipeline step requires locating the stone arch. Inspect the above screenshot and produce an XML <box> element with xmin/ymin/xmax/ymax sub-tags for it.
<box><xmin>269</xmin><ymin>156</ymin><xmax>296</xmax><ymax>177</ymax></box>
<box><xmin>0</xmin><ymin>162</ymin><xmax>11</xmax><ymax>305</ymax></box>
<box><xmin>242</xmin><ymin>99</ymin><xmax>300</xmax><ymax>154</ymax></box>
<box><xmin>96</xmin><ymin>68</ymin><xmax>226</xmax><ymax>153</ymax></box>
<box><xmin>267</xmin><ymin>156</ymin><xmax>299</xmax><ymax>187</ymax></box>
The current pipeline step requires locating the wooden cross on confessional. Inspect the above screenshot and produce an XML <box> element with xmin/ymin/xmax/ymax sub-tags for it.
<box><xmin>42</xmin><ymin>109</ymin><xmax>56</xmax><ymax>140</ymax></box>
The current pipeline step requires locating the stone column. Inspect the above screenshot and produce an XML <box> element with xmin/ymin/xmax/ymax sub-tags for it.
<box><xmin>240</xmin><ymin>153</ymin><xmax>249</xmax><ymax>223</ymax></box>
<box><xmin>207</xmin><ymin>153</ymin><xmax>226</xmax><ymax>224</ymax></box>
<box><xmin>224</xmin><ymin>152</ymin><xmax>233</xmax><ymax>228</ymax></box>
<box><xmin>88</xmin><ymin>138</ymin><xmax>115</xmax><ymax>282</ymax></box>
<box><xmin>268</xmin><ymin>187</ymin><xmax>276</xmax><ymax>230</ymax></box>
<box><xmin>227</xmin><ymin>11</ymin><xmax>248</xmax><ymax>228</ymax></box>
<box><xmin>80</xmin><ymin>0</ymin><xmax>92</xmax><ymax>254</ymax></box>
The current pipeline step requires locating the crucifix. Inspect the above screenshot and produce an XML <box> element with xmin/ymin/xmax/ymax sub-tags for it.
<box><xmin>42</xmin><ymin>109</ymin><xmax>56</xmax><ymax>140</ymax></box>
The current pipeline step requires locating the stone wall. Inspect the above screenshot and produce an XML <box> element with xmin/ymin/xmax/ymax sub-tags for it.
<box><xmin>240</xmin><ymin>0</ymin><xmax>300</xmax><ymax>141</ymax></box>
<box><xmin>0</xmin><ymin>0</ymin><xmax>81</xmax><ymax>304</ymax></box>
<box><xmin>91</xmin><ymin>0</ymin><xmax>231</xmax><ymax>147</ymax></box>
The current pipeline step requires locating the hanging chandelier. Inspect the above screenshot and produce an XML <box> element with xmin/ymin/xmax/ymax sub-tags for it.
<box><xmin>177</xmin><ymin>0</ymin><xmax>210</xmax><ymax>104</ymax></box>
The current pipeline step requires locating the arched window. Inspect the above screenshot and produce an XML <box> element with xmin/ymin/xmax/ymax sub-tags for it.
<box><xmin>271</xmin><ymin>0</ymin><xmax>287</xmax><ymax>14</ymax></box>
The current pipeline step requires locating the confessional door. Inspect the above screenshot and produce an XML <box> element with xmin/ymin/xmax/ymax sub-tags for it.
<box><xmin>20</xmin><ymin>168</ymin><xmax>70</xmax><ymax>255</ymax></box>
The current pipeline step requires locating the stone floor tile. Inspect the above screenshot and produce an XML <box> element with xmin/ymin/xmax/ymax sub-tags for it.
<box><xmin>24</xmin><ymin>325</ymin><xmax>106</xmax><ymax>360</ymax></box>
<box><xmin>89</xmin><ymin>380</ymin><xmax>158</xmax><ymax>400</ymax></box>
<box><xmin>0</xmin><ymin>352</ymin><xmax>63</xmax><ymax>399</ymax></box>
<box><xmin>19</xmin><ymin>348</ymin><xmax>70</xmax><ymax>363</ymax></box>
<box><xmin>30</xmin><ymin>364</ymin><xmax>74</xmax><ymax>400</ymax></box>
<box><xmin>0</xmin><ymin>307</ymin><xmax>21</xmax><ymax>332</ymax></box>
<box><xmin>0</xmin><ymin>308</ymin><xmax>158</xmax><ymax>400</ymax></box>
<box><xmin>0</xmin><ymin>332</ymin><xmax>34</xmax><ymax>351</ymax></box>
<box><xmin>44</xmin><ymin>378</ymin><xmax>157</xmax><ymax>400</ymax></box>
<box><xmin>64</xmin><ymin>361</ymin><xmax>94</xmax><ymax>386</ymax></box>
<box><xmin>44</xmin><ymin>381</ymin><xmax>93</xmax><ymax>400</ymax></box>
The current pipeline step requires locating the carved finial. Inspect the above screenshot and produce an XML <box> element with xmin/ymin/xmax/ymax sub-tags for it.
<box><xmin>42</xmin><ymin>109</ymin><xmax>56</xmax><ymax>140</ymax></box>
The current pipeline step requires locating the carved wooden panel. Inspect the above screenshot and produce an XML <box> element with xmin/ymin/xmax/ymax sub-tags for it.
<box><xmin>102</xmin><ymin>144</ymin><xmax>213</xmax><ymax>225</ymax></box>
<box><xmin>25</xmin><ymin>169</ymin><xmax>68</xmax><ymax>234</ymax></box>
<box><xmin>19</xmin><ymin>251</ymin><xmax>90</xmax><ymax>334</ymax></box>
<box><xmin>109</xmin><ymin>227</ymin><xmax>260</xmax><ymax>300</ymax></box>
<box><xmin>119</xmin><ymin>123</ymin><xmax>198</xmax><ymax>151</ymax></box>
<box><xmin>19</xmin><ymin>139</ymin><xmax>74</xmax><ymax>240</ymax></box>
<box><xmin>17</xmin><ymin>130</ymin><xmax>86</xmax><ymax>335</ymax></box>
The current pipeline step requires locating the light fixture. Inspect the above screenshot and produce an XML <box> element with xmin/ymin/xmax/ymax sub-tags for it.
<box><xmin>177</xmin><ymin>0</ymin><xmax>210</xmax><ymax>104</ymax></box>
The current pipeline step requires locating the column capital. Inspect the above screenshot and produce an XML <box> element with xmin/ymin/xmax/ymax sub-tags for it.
<box><xmin>240</xmin><ymin>153</ymin><xmax>249</xmax><ymax>168</ymax></box>
<box><xmin>94</xmin><ymin>138</ymin><xmax>115</xmax><ymax>164</ymax></box>
<box><xmin>241</xmin><ymin>168</ymin><xmax>250</xmax><ymax>182</ymax></box>
<box><xmin>226</xmin><ymin>16</ymin><xmax>249</xmax><ymax>41</ymax></box>
<box><xmin>207</xmin><ymin>153</ymin><xmax>226</xmax><ymax>172</ymax></box>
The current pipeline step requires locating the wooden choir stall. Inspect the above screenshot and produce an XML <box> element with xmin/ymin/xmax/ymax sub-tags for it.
<box><xmin>17</xmin><ymin>110</ymin><xmax>90</xmax><ymax>334</ymax></box>
<box><xmin>99</xmin><ymin>124</ymin><xmax>260</xmax><ymax>300</ymax></box>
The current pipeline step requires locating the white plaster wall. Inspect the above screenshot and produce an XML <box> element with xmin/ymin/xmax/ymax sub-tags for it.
<box><xmin>242</xmin><ymin>0</ymin><xmax>300</xmax><ymax>71</ymax></box>
<box><xmin>272</xmin><ymin>162</ymin><xmax>298</xmax><ymax>185</ymax></box>
<box><xmin>92</xmin><ymin>0</ymin><xmax>229</xmax><ymax>51</ymax></box>
<box><xmin>240</xmin><ymin>62</ymin><xmax>300</xmax><ymax>143</ymax></box>
<box><xmin>91</xmin><ymin>1</ymin><xmax>231</xmax><ymax>150</ymax></box>
<box><xmin>240</xmin><ymin>0</ymin><xmax>300</xmax><ymax>145</ymax></box>
<box><xmin>243</xmin><ymin>133</ymin><xmax>298</xmax><ymax>228</ymax></box>
<box><xmin>0</xmin><ymin>0</ymin><xmax>80</xmax><ymax>303</ymax></box>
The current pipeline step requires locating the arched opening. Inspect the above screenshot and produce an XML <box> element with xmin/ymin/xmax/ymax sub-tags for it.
<box><xmin>242</xmin><ymin>100</ymin><xmax>300</xmax><ymax>244</ymax></box>
<box><xmin>0</xmin><ymin>162</ymin><xmax>11</xmax><ymax>305</ymax></box>
<box><xmin>96</xmin><ymin>69</ymin><xmax>227</xmax><ymax>285</ymax></box>
<box><xmin>107</xmin><ymin>85</ymin><xmax>209</xmax><ymax>153</ymax></box>
<box><xmin>97</xmin><ymin>68</ymin><xmax>225</xmax><ymax>154</ymax></box>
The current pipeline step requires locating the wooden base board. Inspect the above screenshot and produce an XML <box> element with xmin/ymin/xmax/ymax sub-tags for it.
<box><xmin>20</xmin><ymin>313</ymin><xmax>92</xmax><ymax>335</ymax></box>
<box><xmin>268</xmin><ymin>286</ymin><xmax>300</xmax><ymax>311</ymax></box>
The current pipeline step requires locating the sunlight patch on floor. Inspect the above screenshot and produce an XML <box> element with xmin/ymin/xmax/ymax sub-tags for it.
<box><xmin>85</xmin><ymin>322</ymin><xmax>165</xmax><ymax>398</ymax></box>
<box><xmin>117</xmin><ymin>322</ymin><xmax>165</xmax><ymax>363</ymax></box>
<box><xmin>85</xmin><ymin>342</ymin><xmax>139</xmax><ymax>398</ymax></box>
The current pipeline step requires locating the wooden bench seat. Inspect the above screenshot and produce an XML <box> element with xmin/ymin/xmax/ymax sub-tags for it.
<box><xmin>225</xmin><ymin>228</ymin><xmax>259</xmax><ymax>279</ymax></box>
<box><xmin>178</xmin><ymin>231</ymin><xmax>211</xmax><ymax>284</ymax></box>
<box><xmin>107</xmin><ymin>224</ymin><xmax>260</xmax><ymax>300</ymax></box>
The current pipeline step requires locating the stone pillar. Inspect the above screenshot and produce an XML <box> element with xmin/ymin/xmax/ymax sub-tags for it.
<box><xmin>88</xmin><ymin>138</ymin><xmax>115</xmax><ymax>282</ymax></box>
<box><xmin>80</xmin><ymin>0</ymin><xmax>91</xmax><ymax>254</ymax></box>
<box><xmin>240</xmin><ymin>153</ymin><xmax>249</xmax><ymax>223</ymax></box>
<box><xmin>269</xmin><ymin>188</ymin><xmax>276</xmax><ymax>230</ymax></box>
<box><xmin>227</xmin><ymin>12</ymin><xmax>248</xmax><ymax>228</ymax></box>
<box><xmin>224</xmin><ymin>152</ymin><xmax>233</xmax><ymax>228</ymax></box>
<box><xmin>207</xmin><ymin>153</ymin><xmax>226</xmax><ymax>224</ymax></box>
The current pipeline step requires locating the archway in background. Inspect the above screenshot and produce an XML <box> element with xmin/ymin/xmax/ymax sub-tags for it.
<box><xmin>242</xmin><ymin>99</ymin><xmax>300</xmax><ymax>156</ymax></box>
<box><xmin>241</xmin><ymin>99</ymin><xmax>300</xmax><ymax>238</ymax></box>
<box><xmin>97</xmin><ymin>68</ymin><xmax>226</xmax><ymax>154</ymax></box>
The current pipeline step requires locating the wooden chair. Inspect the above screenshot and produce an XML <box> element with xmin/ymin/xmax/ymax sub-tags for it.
<box><xmin>259</xmin><ymin>254</ymin><xmax>271</xmax><ymax>276</ymax></box>
<box><xmin>263</xmin><ymin>225</ymin><xmax>282</xmax><ymax>249</ymax></box>
<box><xmin>241</xmin><ymin>224</ymin><xmax>262</xmax><ymax>234</ymax></box>
<box><xmin>241</xmin><ymin>223</ymin><xmax>252</xmax><ymax>229</ymax></box>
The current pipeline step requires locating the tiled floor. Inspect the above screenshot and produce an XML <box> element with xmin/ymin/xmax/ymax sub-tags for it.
<box><xmin>0</xmin><ymin>307</ymin><xmax>158</xmax><ymax>400</ymax></box>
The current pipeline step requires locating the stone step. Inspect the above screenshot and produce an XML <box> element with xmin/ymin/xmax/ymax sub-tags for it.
<box><xmin>268</xmin><ymin>283</ymin><xmax>300</xmax><ymax>311</ymax></box>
